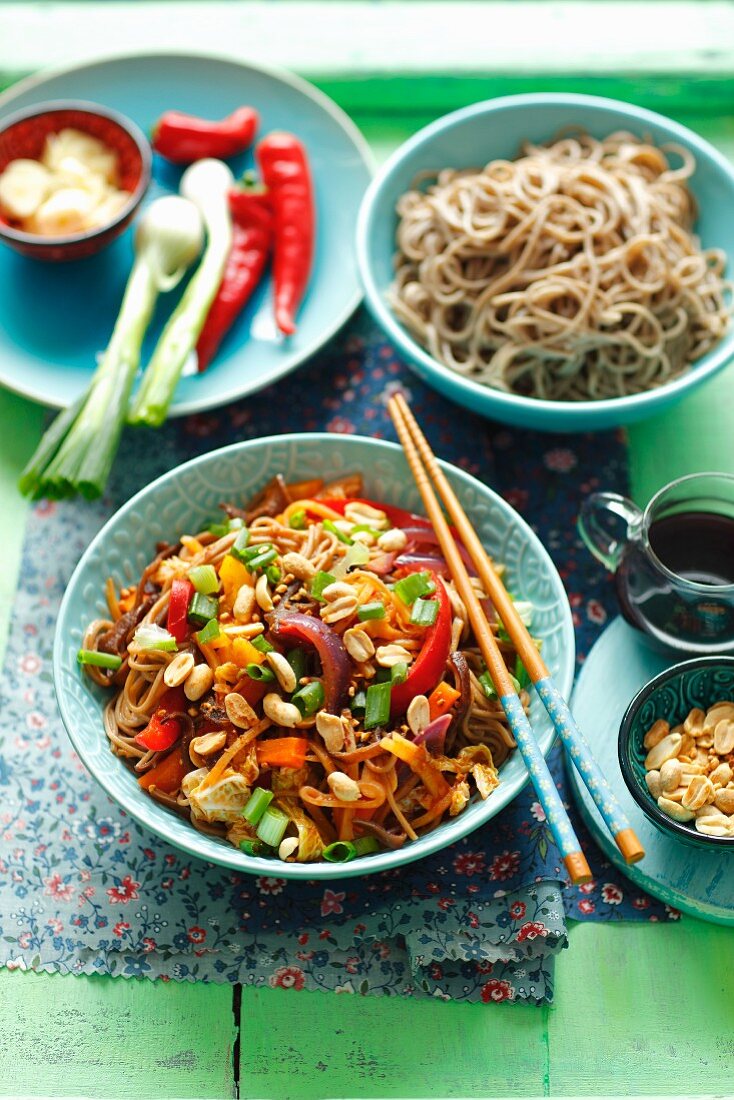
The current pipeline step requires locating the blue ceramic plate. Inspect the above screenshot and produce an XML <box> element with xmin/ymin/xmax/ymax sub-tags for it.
<box><xmin>54</xmin><ymin>434</ymin><xmax>575</xmax><ymax>878</ymax></box>
<box><xmin>569</xmin><ymin>617</ymin><xmax>734</xmax><ymax>925</ymax></box>
<box><xmin>356</xmin><ymin>93</ymin><xmax>734</xmax><ymax>432</ymax></box>
<box><xmin>0</xmin><ymin>52</ymin><xmax>373</xmax><ymax>416</ymax></box>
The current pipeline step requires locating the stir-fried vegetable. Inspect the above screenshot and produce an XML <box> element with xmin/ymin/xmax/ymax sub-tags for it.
<box><xmin>19</xmin><ymin>195</ymin><xmax>203</xmax><ymax>500</ymax></box>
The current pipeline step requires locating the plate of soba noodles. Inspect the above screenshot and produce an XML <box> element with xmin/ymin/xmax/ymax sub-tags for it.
<box><xmin>356</xmin><ymin>93</ymin><xmax>734</xmax><ymax>432</ymax></box>
<box><xmin>54</xmin><ymin>433</ymin><xmax>574</xmax><ymax>877</ymax></box>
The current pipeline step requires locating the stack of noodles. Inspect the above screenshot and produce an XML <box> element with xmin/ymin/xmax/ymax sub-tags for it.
<box><xmin>390</xmin><ymin>131</ymin><xmax>732</xmax><ymax>400</ymax></box>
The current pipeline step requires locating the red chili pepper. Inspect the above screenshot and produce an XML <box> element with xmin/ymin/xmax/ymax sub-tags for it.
<box><xmin>319</xmin><ymin>497</ymin><xmax>431</xmax><ymax>530</ymax></box>
<box><xmin>166</xmin><ymin>578</ymin><xmax>194</xmax><ymax>643</ymax></box>
<box><xmin>152</xmin><ymin>106</ymin><xmax>259</xmax><ymax>163</ymax></box>
<box><xmin>389</xmin><ymin>571</ymin><xmax>452</xmax><ymax>718</ymax></box>
<box><xmin>195</xmin><ymin>187</ymin><xmax>274</xmax><ymax>371</ymax></box>
<box><xmin>135</xmin><ymin>686</ymin><xmax>187</xmax><ymax>752</ymax></box>
<box><xmin>256</xmin><ymin>132</ymin><xmax>315</xmax><ymax>336</ymax></box>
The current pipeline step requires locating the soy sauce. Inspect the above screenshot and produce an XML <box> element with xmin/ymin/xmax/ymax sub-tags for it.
<box><xmin>648</xmin><ymin>512</ymin><xmax>734</xmax><ymax>586</ymax></box>
<box><xmin>615</xmin><ymin>511</ymin><xmax>734</xmax><ymax>653</ymax></box>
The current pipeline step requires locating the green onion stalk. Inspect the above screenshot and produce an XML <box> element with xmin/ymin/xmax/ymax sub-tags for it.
<box><xmin>19</xmin><ymin>196</ymin><xmax>204</xmax><ymax>500</ymax></box>
<box><xmin>129</xmin><ymin>158</ymin><xmax>234</xmax><ymax>428</ymax></box>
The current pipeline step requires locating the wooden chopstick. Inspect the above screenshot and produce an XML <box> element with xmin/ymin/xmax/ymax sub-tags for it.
<box><xmin>392</xmin><ymin>392</ymin><xmax>645</xmax><ymax>866</ymax></box>
<box><xmin>388</xmin><ymin>395</ymin><xmax>593</xmax><ymax>886</ymax></box>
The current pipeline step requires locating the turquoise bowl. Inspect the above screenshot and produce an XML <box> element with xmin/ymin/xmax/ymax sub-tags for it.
<box><xmin>356</xmin><ymin>93</ymin><xmax>734</xmax><ymax>432</ymax></box>
<box><xmin>54</xmin><ymin>433</ymin><xmax>575</xmax><ymax>878</ymax></box>
<box><xmin>619</xmin><ymin>656</ymin><xmax>734</xmax><ymax>849</ymax></box>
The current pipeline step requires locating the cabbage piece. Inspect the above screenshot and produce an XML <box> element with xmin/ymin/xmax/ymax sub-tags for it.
<box><xmin>449</xmin><ymin>779</ymin><xmax>471</xmax><ymax>816</ymax></box>
<box><xmin>277</xmin><ymin>798</ymin><xmax>325</xmax><ymax>862</ymax></box>
<box><xmin>183</xmin><ymin>767</ymin><xmax>251</xmax><ymax>823</ymax></box>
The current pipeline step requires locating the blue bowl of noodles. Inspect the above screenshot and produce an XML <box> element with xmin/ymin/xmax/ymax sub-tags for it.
<box><xmin>356</xmin><ymin>93</ymin><xmax>734</xmax><ymax>432</ymax></box>
<box><xmin>53</xmin><ymin>433</ymin><xmax>574</xmax><ymax>878</ymax></box>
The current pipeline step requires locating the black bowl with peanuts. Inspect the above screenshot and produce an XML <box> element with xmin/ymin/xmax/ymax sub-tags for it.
<box><xmin>619</xmin><ymin>656</ymin><xmax>734</xmax><ymax>849</ymax></box>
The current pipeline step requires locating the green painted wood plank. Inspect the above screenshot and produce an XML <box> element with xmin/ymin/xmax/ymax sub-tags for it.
<box><xmin>239</xmin><ymin>985</ymin><xmax>550</xmax><ymax>1099</ymax></box>
<box><xmin>548</xmin><ymin>919</ymin><xmax>734</xmax><ymax>1095</ymax></box>
<box><xmin>0</xmin><ymin>970</ymin><xmax>237</xmax><ymax>1099</ymax></box>
<box><xmin>627</xmin><ymin>363</ymin><xmax>734</xmax><ymax>505</ymax></box>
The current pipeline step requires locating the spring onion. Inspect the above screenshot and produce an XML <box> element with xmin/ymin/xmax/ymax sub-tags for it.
<box><xmin>246</xmin><ymin>663</ymin><xmax>275</xmax><ymax>682</ymax></box>
<box><xmin>129</xmin><ymin>159</ymin><xmax>235</xmax><ymax>427</ymax></box>
<box><xmin>229</xmin><ymin>528</ymin><xmax>251</xmax><ymax>563</ymax></box>
<box><xmin>188</xmin><ymin>564</ymin><xmax>219</xmax><ymax>595</ymax></box>
<box><xmin>479</xmin><ymin>670</ymin><xmax>497</xmax><ymax>699</ymax></box>
<box><xmin>239</xmin><ymin>838</ymin><xmax>271</xmax><ymax>857</ymax></box>
<box><xmin>188</xmin><ymin>592</ymin><xmax>219</xmax><ymax>626</ymax></box>
<box><xmin>286</xmin><ymin>648</ymin><xmax>308</xmax><ymax>686</ymax></box>
<box><xmin>291</xmin><ymin>679</ymin><xmax>325</xmax><ymax>717</ymax></box>
<box><xmin>351</xmin><ymin>524</ymin><xmax>383</xmax><ymax>538</ymax></box>
<box><xmin>209</xmin><ymin>516</ymin><xmax>242</xmax><ymax>537</ymax></box>
<box><xmin>357</xmin><ymin>601</ymin><xmax>385</xmax><ymax>622</ymax></box>
<box><xmin>243</xmin><ymin>787</ymin><xmax>274</xmax><ymax>825</ymax></box>
<box><xmin>245</xmin><ymin>546</ymin><xmax>278</xmax><ymax>573</ymax></box>
<box><xmin>256</xmin><ymin>806</ymin><xmax>290</xmax><ymax>847</ymax></box>
<box><xmin>322</xmin><ymin>840</ymin><xmax>357</xmax><ymax>863</ymax></box>
<box><xmin>196</xmin><ymin>618</ymin><xmax>220</xmax><ymax>645</ymax></box>
<box><xmin>77</xmin><ymin>649</ymin><xmax>122</xmax><ymax>670</ymax></box>
<box><xmin>289</xmin><ymin>510</ymin><xmax>307</xmax><ymax>530</ymax></box>
<box><xmin>19</xmin><ymin>196</ymin><xmax>203</xmax><ymax>500</ymax></box>
<box><xmin>310</xmin><ymin>571</ymin><xmax>336</xmax><ymax>602</ymax></box>
<box><xmin>390</xmin><ymin>662</ymin><xmax>408</xmax><ymax>685</ymax></box>
<box><xmin>350</xmin><ymin>688</ymin><xmax>367</xmax><ymax>714</ymax></box>
<box><xmin>364</xmin><ymin>680</ymin><xmax>391</xmax><ymax>729</ymax></box>
<box><xmin>515</xmin><ymin>656</ymin><xmax>530</xmax><ymax>689</ymax></box>
<box><xmin>353</xmin><ymin>835</ymin><xmax>380</xmax><ymax>856</ymax></box>
<box><xmin>133</xmin><ymin>624</ymin><xmax>178</xmax><ymax>652</ymax></box>
<box><xmin>266</xmin><ymin>565</ymin><xmax>282</xmax><ymax>586</ymax></box>
<box><xmin>323</xmin><ymin>518</ymin><xmax>352</xmax><ymax>545</ymax></box>
<box><xmin>410</xmin><ymin>597</ymin><xmax>439</xmax><ymax>627</ymax></box>
<box><xmin>250</xmin><ymin>634</ymin><xmax>274</xmax><ymax>654</ymax></box>
<box><xmin>394</xmin><ymin>571</ymin><xmax>435</xmax><ymax>606</ymax></box>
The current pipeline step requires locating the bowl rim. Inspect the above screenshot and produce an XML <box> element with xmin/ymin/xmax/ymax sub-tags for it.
<box><xmin>52</xmin><ymin>431</ymin><xmax>575</xmax><ymax>879</ymax></box>
<box><xmin>0</xmin><ymin>97</ymin><xmax>152</xmax><ymax>246</ymax></box>
<box><xmin>356</xmin><ymin>91</ymin><xmax>734</xmax><ymax>426</ymax></box>
<box><xmin>618</xmin><ymin>654</ymin><xmax>734</xmax><ymax>847</ymax></box>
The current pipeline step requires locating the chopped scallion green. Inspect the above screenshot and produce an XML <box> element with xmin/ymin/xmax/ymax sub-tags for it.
<box><xmin>188</xmin><ymin>592</ymin><xmax>219</xmax><ymax>626</ymax></box>
<box><xmin>77</xmin><ymin>649</ymin><xmax>123</xmax><ymax>670</ymax></box>
<box><xmin>351</xmin><ymin>524</ymin><xmax>382</xmax><ymax>538</ymax></box>
<box><xmin>350</xmin><ymin>689</ymin><xmax>367</xmax><ymax>714</ymax></box>
<box><xmin>291</xmin><ymin>680</ymin><xmax>325</xmax><ymax>717</ymax></box>
<box><xmin>246</xmin><ymin>663</ymin><xmax>275</xmax><ymax>682</ymax></box>
<box><xmin>479</xmin><ymin>670</ymin><xmax>497</xmax><ymax>699</ymax></box>
<box><xmin>196</xmin><ymin>618</ymin><xmax>220</xmax><ymax>645</ymax></box>
<box><xmin>353</xmin><ymin>835</ymin><xmax>380</xmax><ymax>856</ymax></box>
<box><xmin>323</xmin><ymin>518</ymin><xmax>352</xmax><ymax>545</ymax></box>
<box><xmin>514</xmin><ymin>656</ymin><xmax>530</xmax><ymax>689</ymax></box>
<box><xmin>243</xmin><ymin>787</ymin><xmax>274</xmax><ymax>825</ymax></box>
<box><xmin>390</xmin><ymin>662</ymin><xmax>408</xmax><ymax>685</ymax></box>
<box><xmin>365</xmin><ymin>680</ymin><xmax>391</xmax><ymax>729</ymax></box>
<box><xmin>245</xmin><ymin>546</ymin><xmax>278</xmax><ymax>573</ymax></box>
<box><xmin>310</xmin><ymin>571</ymin><xmax>336</xmax><ymax>602</ymax></box>
<box><xmin>239</xmin><ymin>838</ymin><xmax>271</xmax><ymax>857</ymax></box>
<box><xmin>289</xmin><ymin>509</ymin><xmax>307</xmax><ymax>530</ymax></box>
<box><xmin>394</xmin><ymin>571</ymin><xmax>435</xmax><ymax>606</ymax></box>
<box><xmin>256</xmin><ymin>806</ymin><xmax>290</xmax><ymax>847</ymax></box>
<box><xmin>266</xmin><ymin>564</ymin><xmax>282</xmax><ymax>586</ymax></box>
<box><xmin>250</xmin><ymin>634</ymin><xmax>274</xmax><ymax>654</ymax></box>
<box><xmin>357</xmin><ymin>601</ymin><xmax>385</xmax><ymax>622</ymax></box>
<box><xmin>410</xmin><ymin>597</ymin><xmax>439</xmax><ymax>627</ymax></box>
<box><xmin>208</xmin><ymin>521</ymin><xmax>230</xmax><ymax>538</ymax></box>
<box><xmin>287</xmin><ymin>648</ymin><xmax>308</xmax><ymax>686</ymax></box>
<box><xmin>188</xmin><ymin>564</ymin><xmax>219</xmax><ymax>595</ymax></box>
<box><xmin>322</xmin><ymin>840</ymin><xmax>357</xmax><ymax>863</ymax></box>
<box><xmin>229</xmin><ymin>528</ymin><xmax>251</xmax><ymax>563</ymax></box>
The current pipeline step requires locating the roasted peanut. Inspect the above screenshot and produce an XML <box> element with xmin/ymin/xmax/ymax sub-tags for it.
<box><xmin>184</xmin><ymin>663</ymin><xmax>214</xmax><ymax>701</ymax></box>
<box><xmin>407</xmin><ymin>695</ymin><xmax>430</xmax><ymax>737</ymax></box>
<box><xmin>659</xmin><ymin>758</ymin><xmax>682</xmax><ymax>793</ymax></box>
<box><xmin>255</xmin><ymin>574</ymin><xmax>274</xmax><ymax>612</ymax></box>
<box><xmin>266</xmin><ymin>651</ymin><xmax>297</xmax><ymax>693</ymax></box>
<box><xmin>343</xmin><ymin>627</ymin><xmax>375</xmax><ymax>664</ymax></box>
<box><xmin>377</xmin><ymin>528</ymin><xmax>408</xmax><ymax>552</ymax></box>
<box><xmin>191</xmin><ymin>731</ymin><xmax>227</xmax><ymax>757</ymax></box>
<box><xmin>225</xmin><ymin>691</ymin><xmax>258</xmax><ymax>728</ymax></box>
<box><xmin>657</xmin><ymin>795</ymin><xmax>694</xmax><ymax>822</ymax></box>
<box><xmin>644</xmin><ymin>733</ymin><xmax>683</xmax><ymax>771</ymax></box>
<box><xmin>643</xmin><ymin>719</ymin><xmax>670</xmax><ymax>750</ymax></box>
<box><xmin>280</xmin><ymin>552</ymin><xmax>316</xmax><ymax>583</ymax></box>
<box><xmin>681</xmin><ymin>774</ymin><xmax>715</xmax><ymax>811</ymax></box>
<box><xmin>262</xmin><ymin>693</ymin><xmax>302</xmax><ymax>728</ymax></box>
<box><xmin>327</xmin><ymin>771</ymin><xmax>361</xmax><ymax>802</ymax></box>
<box><xmin>315</xmin><ymin>711</ymin><xmax>346</xmax><ymax>753</ymax></box>
<box><xmin>233</xmin><ymin>584</ymin><xmax>256</xmax><ymax>622</ymax></box>
<box><xmin>164</xmin><ymin>651</ymin><xmax>195</xmax><ymax>688</ymax></box>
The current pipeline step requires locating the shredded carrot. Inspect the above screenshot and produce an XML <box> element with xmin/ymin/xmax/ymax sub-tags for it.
<box><xmin>197</xmin><ymin>721</ymin><xmax>267</xmax><ymax>792</ymax></box>
<box><xmin>381</xmin><ymin>735</ymin><xmax>451</xmax><ymax>799</ymax></box>
<box><xmin>256</xmin><ymin>737</ymin><xmax>309</xmax><ymax>770</ymax></box>
<box><xmin>428</xmin><ymin>681</ymin><xmax>462</xmax><ymax>721</ymax></box>
<box><xmin>411</xmin><ymin>788</ymin><xmax>455</xmax><ymax>829</ymax></box>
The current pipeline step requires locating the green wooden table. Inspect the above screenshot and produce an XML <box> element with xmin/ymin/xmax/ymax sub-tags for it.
<box><xmin>2</xmin><ymin>7</ymin><xmax>734</xmax><ymax>1095</ymax></box>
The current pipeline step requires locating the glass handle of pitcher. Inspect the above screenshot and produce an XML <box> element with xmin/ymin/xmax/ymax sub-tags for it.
<box><xmin>577</xmin><ymin>492</ymin><xmax>643</xmax><ymax>572</ymax></box>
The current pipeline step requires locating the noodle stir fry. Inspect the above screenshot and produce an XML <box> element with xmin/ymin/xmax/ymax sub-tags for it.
<box><xmin>80</xmin><ymin>474</ymin><xmax>534</xmax><ymax>863</ymax></box>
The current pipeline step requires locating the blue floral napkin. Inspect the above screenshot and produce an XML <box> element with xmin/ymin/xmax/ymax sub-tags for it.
<box><xmin>0</xmin><ymin>315</ymin><xmax>674</xmax><ymax>1005</ymax></box>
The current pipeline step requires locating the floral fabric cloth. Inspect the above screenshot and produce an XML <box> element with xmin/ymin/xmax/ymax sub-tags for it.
<box><xmin>0</xmin><ymin>315</ymin><xmax>674</xmax><ymax>1005</ymax></box>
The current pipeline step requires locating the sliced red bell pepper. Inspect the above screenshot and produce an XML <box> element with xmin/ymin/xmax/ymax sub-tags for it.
<box><xmin>135</xmin><ymin>686</ymin><xmax>187</xmax><ymax>752</ymax></box>
<box><xmin>167</xmin><ymin>578</ymin><xmax>194</xmax><ymax>644</ymax></box>
<box><xmin>389</xmin><ymin>571</ymin><xmax>452</xmax><ymax>718</ymax></box>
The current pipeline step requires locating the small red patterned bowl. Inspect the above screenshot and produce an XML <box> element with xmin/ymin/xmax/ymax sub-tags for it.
<box><xmin>0</xmin><ymin>99</ymin><xmax>151</xmax><ymax>261</ymax></box>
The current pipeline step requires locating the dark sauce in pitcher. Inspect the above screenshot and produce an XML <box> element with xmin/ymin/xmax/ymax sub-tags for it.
<box><xmin>615</xmin><ymin>511</ymin><xmax>734</xmax><ymax>652</ymax></box>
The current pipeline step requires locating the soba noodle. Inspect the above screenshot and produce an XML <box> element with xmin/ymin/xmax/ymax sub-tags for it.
<box><xmin>390</xmin><ymin>131</ymin><xmax>732</xmax><ymax>401</ymax></box>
